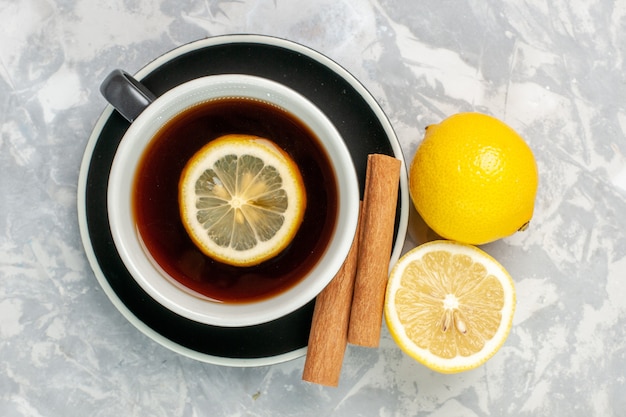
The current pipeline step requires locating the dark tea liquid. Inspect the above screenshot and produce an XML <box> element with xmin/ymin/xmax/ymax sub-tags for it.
<box><xmin>133</xmin><ymin>98</ymin><xmax>338</xmax><ymax>303</ymax></box>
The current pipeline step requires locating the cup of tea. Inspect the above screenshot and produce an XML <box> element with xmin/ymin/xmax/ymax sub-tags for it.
<box><xmin>103</xmin><ymin>70</ymin><xmax>360</xmax><ymax>327</ymax></box>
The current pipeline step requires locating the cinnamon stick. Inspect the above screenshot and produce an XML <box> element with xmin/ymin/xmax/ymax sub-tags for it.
<box><xmin>302</xmin><ymin>203</ymin><xmax>362</xmax><ymax>386</ymax></box>
<box><xmin>347</xmin><ymin>154</ymin><xmax>401</xmax><ymax>347</ymax></box>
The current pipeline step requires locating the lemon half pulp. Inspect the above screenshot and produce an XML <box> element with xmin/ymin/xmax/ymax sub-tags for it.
<box><xmin>384</xmin><ymin>240</ymin><xmax>516</xmax><ymax>373</ymax></box>
<box><xmin>179</xmin><ymin>134</ymin><xmax>306</xmax><ymax>267</ymax></box>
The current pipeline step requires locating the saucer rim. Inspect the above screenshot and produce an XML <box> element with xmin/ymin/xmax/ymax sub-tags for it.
<box><xmin>77</xmin><ymin>34</ymin><xmax>409</xmax><ymax>367</ymax></box>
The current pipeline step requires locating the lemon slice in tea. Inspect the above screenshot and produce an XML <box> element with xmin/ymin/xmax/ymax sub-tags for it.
<box><xmin>179</xmin><ymin>134</ymin><xmax>306</xmax><ymax>267</ymax></box>
<box><xmin>384</xmin><ymin>240</ymin><xmax>516</xmax><ymax>373</ymax></box>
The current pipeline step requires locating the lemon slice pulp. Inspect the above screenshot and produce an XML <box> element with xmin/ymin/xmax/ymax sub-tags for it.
<box><xmin>384</xmin><ymin>240</ymin><xmax>516</xmax><ymax>373</ymax></box>
<box><xmin>179</xmin><ymin>134</ymin><xmax>306</xmax><ymax>267</ymax></box>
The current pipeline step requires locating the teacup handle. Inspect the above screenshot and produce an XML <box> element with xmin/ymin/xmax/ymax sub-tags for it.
<box><xmin>100</xmin><ymin>69</ymin><xmax>157</xmax><ymax>123</ymax></box>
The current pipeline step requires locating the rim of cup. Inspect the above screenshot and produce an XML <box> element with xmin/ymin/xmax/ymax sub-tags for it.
<box><xmin>107</xmin><ymin>74</ymin><xmax>360</xmax><ymax>327</ymax></box>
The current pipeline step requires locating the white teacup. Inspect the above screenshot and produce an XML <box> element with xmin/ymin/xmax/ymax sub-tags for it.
<box><xmin>104</xmin><ymin>71</ymin><xmax>359</xmax><ymax>327</ymax></box>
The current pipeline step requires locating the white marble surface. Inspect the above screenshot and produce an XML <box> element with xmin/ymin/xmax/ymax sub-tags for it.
<box><xmin>2</xmin><ymin>0</ymin><xmax>626</xmax><ymax>415</ymax></box>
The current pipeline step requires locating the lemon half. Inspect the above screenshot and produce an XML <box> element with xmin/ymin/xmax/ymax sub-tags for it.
<box><xmin>384</xmin><ymin>240</ymin><xmax>516</xmax><ymax>373</ymax></box>
<box><xmin>179</xmin><ymin>134</ymin><xmax>306</xmax><ymax>267</ymax></box>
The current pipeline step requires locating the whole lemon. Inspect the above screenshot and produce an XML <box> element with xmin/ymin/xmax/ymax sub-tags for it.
<box><xmin>409</xmin><ymin>112</ymin><xmax>538</xmax><ymax>245</ymax></box>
